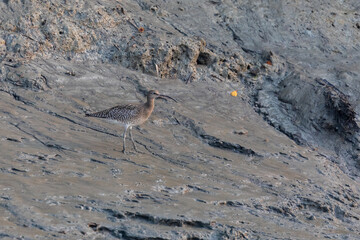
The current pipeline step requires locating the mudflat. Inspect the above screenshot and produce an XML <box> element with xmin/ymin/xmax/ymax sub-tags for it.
<box><xmin>1</xmin><ymin>1</ymin><xmax>359</xmax><ymax>239</ymax></box>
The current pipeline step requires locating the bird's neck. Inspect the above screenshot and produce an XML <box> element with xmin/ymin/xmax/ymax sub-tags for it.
<box><xmin>145</xmin><ymin>97</ymin><xmax>155</xmax><ymax>113</ymax></box>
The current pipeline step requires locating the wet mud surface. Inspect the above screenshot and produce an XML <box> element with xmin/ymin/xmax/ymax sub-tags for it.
<box><xmin>1</xmin><ymin>0</ymin><xmax>360</xmax><ymax>239</ymax></box>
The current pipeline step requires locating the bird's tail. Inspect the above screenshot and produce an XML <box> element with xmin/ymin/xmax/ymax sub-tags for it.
<box><xmin>85</xmin><ymin>111</ymin><xmax>109</xmax><ymax>118</ymax></box>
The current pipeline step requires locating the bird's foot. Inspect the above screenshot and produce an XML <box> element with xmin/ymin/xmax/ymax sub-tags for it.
<box><xmin>119</xmin><ymin>147</ymin><xmax>144</xmax><ymax>155</ymax></box>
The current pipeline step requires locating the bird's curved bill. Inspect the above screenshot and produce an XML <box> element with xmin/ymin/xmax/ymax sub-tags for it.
<box><xmin>157</xmin><ymin>94</ymin><xmax>177</xmax><ymax>102</ymax></box>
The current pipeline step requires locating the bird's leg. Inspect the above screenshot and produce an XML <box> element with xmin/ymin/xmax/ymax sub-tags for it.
<box><xmin>129</xmin><ymin>126</ymin><xmax>138</xmax><ymax>152</ymax></box>
<box><xmin>122</xmin><ymin>126</ymin><xmax>128</xmax><ymax>154</ymax></box>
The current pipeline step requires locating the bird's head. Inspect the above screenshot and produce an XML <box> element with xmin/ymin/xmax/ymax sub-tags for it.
<box><xmin>147</xmin><ymin>90</ymin><xmax>177</xmax><ymax>102</ymax></box>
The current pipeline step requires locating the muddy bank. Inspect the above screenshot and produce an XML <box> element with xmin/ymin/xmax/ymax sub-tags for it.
<box><xmin>1</xmin><ymin>0</ymin><xmax>360</xmax><ymax>239</ymax></box>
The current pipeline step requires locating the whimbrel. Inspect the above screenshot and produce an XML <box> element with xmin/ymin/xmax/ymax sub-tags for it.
<box><xmin>85</xmin><ymin>90</ymin><xmax>176</xmax><ymax>153</ymax></box>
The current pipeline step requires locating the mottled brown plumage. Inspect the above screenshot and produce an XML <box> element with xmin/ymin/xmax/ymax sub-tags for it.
<box><xmin>86</xmin><ymin>90</ymin><xmax>176</xmax><ymax>153</ymax></box>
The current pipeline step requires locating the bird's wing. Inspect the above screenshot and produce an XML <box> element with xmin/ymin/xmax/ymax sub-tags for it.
<box><xmin>86</xmin><ymin>104</ymin><xmax>141</xmax><ymax>121</ymax></box>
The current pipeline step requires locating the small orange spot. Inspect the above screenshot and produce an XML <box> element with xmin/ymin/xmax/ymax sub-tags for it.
<box><xmin>266</xmin><ymin>60</ymin><xmax>272</xmax><ymax>65</ymax></box>
<box><xmin>231</xmin><ymin>90</ymin><xmax>237</xmax><ymax>97</ymax></box>
<box><xmin>138</xmin><ymin>27</ymin><xmax>144</xmax><ymax>33</ymax></box>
